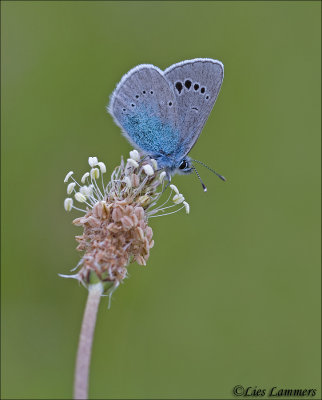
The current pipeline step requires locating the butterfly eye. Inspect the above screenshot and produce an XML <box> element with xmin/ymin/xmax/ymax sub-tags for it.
<box><xmin>179</xmin><ymin>159</ymin><xmax>188</xmax><ymax>170</ymax></box>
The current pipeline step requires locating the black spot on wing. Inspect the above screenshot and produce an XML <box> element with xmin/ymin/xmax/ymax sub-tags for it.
<box><xmin>184</xmin><ymin>80</ymin><xmax>192</xmax><ymax>89</ymax></box>
<box><xmin>175</xmin><ymin>81</ymin><xmax>183</xmax><ymax>94</ymax></box>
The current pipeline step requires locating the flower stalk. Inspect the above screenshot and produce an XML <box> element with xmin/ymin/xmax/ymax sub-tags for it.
<box><xmin>74</xmin><ymin>283</ymin><xmax>103</xmax><ymax>400</ymax></box>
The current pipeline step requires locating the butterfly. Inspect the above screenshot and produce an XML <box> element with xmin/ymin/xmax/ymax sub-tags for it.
<box><xmin>108</xmin><ymin>58</ymin><xmax>225</xmax><ymax>189</ymax></box>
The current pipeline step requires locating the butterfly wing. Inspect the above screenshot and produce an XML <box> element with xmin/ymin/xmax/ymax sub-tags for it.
<box><xmin>164</xmin><ymin>58</ymin><xmax>224</xmax><ymax>157</ymax></box>
<box><xmin>108</xmin><ymin>64</ymin><xmax>180</xmax><ymax>161</ymax></box>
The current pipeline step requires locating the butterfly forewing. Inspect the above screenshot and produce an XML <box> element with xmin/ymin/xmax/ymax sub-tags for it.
<box><xmin>164</xmin><ymin>59</ymin><xmax>224</xmax><ymax>156</ymax></box>
<box><xmin>109</xmin><ymin>65</ymin><xmax>180</xmax><ymax>158</ymax></box>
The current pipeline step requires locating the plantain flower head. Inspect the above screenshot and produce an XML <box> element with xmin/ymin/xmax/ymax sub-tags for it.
<box><xmin>61</xmin><ymin>150</ymin><xmax>190</xmax><ymax>304</ymax></box>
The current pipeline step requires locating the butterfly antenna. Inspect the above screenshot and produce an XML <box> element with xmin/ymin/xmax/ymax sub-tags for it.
<box><xmin>191</xmin><ymin>165</ymin><xmax>207</xmax><ymax>192</ymax></box>
<box><xmin>191</xmin><ymin>159</ymin><xmax>226</xmax><ymax>182</ymax></box>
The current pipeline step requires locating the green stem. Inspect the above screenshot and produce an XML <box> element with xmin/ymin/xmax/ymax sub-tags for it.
<box><xmin>74</xmin><ymin>283</ymin><xmax>103</xmax><ymax>399</ymax></box>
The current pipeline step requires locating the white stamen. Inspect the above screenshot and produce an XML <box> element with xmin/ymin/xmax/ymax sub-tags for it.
<box><xmin>80</xmin><ymin>185</ymin><xmax>93</xmax><ymax>197</ymax></box>
<box><xmin>67</xmin><ymin>182</ymin><xmax>76</xmax><ymax>194</ymax></box>
<box><xmin>58</xmin><ymin>273</ymin><xmax>83</xmax><ymax>282</ymax></box>
<box><xmin>64</xmin><ymin>198</ymin><xmax>73</xmax><ymax>211</ymax></box>
<box><xmin>79</xmin><ymin>186</ymin><xmax>87</xmax><ymax>195</ymax></box>
<box><xmin>149</xmin><ymin>205</ymin><xmax>185</xmax><ymax>218</ymax></box>
<box><xmin>127</xmin><ymin>158</ymin><xmax>139</xmax><ymax>169</ymax></box>
<box><xmin>90</xmin><ymin>168</ymin><xmax>100</xmax><ymax>180</ymax></box>
<box><xmin>75</xmin><ymin>192</ymin><xmax>87</xmax><ymax>203</ymax></box>
<box><xmin>150</xmin><ymin>159</ymin><xmax>158</xmax><ymax>170</ymax></box>
<box><xmin>149</xmin><ymin>203</ymin><xmax>178</xmax><ymax>215</ymax></box>
<box><xmin>142</xmin><ymin>164</ymin><xmax>154</xmax><ymax>176</ymax></box>
<box><xmin>64</xmin><ymin>171</ymin><xmax>74</xmax><ymax>183</ymax></box>
<box><xmin>173</xmin><ymin>194</ymin><xmax>185</xmax><ymax>204</ymax></box>
<box><xmin>150</xmin><ymin>184</ymin><xmax>172</xmax><ymax>211</ymax></box>
<box><xmin>81</xmin><ymin>172</ymin><xmax>90</xmax><ymax>184</ymax></box>
<box><xmin>183</xmin><ymin>201</ymin><xmax>190</xmax><ymax>214</ymax></box>
<box><xmin>98</xmin><ymin>162</ymin><xmax>106</xmax><ymax>173</ymax></box>
<box><xmin>88</xmin><ymin>184</ymin><xmax>95</xmax><ymax>194</ymax></box>
<box><xmin>129</xmin><ymin>149</ymin><xmax>140</xmax><ymax>162</ymax></box>
<box><xmin>88</xmin><ymin>185</ymin><xmax>94</xmax><ymax>196</ymax></box>
<box><xmin>88</xmin><ymin>157</ymin><xmax>98</xmax><ymax>167</ymax></box>
<box><xmin>170</xmin><ymin>184</ymin><xmax>179</xmax><ymax>194</ymax></box>
<box><xmin>159</xmin><ymin>171</ymin><xmax>166</xmax><ymax>182</ymax></box>
<box><xmin>122</xmin><ymin>176</ymin><xmax>132</xmax><ymax>187</ymax></box>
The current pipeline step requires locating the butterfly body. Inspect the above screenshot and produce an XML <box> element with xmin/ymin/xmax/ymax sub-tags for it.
<box><xmin>108</xmin><ymin>58</ymin><xmax>224</xmax><ymax>177</ymax></box>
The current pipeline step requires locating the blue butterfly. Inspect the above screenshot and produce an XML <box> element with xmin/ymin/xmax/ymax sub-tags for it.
<box><xmin>108</xmin><ymin>58</ymin><xmax>225</xmax><ymax>190</ymax></box>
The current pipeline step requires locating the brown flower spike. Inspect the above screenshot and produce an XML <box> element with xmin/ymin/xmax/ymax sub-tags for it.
<box><xmin>62</xmin><ymin>150</ymin><xmax>190</xmax><ymax>304</ymax></box>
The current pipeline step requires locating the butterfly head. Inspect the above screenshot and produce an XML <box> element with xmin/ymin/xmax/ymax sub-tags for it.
<box><xmin>154</xmin><ymin>154</ymin><xmax>193</xmax><ymax>176</ymax></box>
<box><xmin>176</xmin><ymin>157</ymin><xmax>193</xmax><ymax>175</ymax></box>
<box><xmin>169</xmin><ymin>156</ymin><xmax>226</xmax><ymax>192</ymax></box>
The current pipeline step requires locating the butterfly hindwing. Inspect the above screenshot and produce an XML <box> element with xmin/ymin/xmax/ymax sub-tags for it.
<box><xmin>164</xmin><ymin>58</ymin><xmax>224</xmax><ymax>156</ymax></box>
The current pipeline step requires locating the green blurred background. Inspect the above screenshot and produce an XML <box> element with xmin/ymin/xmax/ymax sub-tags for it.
<box><xmin>1</xmin><ymin>1</ymin><xmax>320</xmax><ymax>399</ymax></box>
